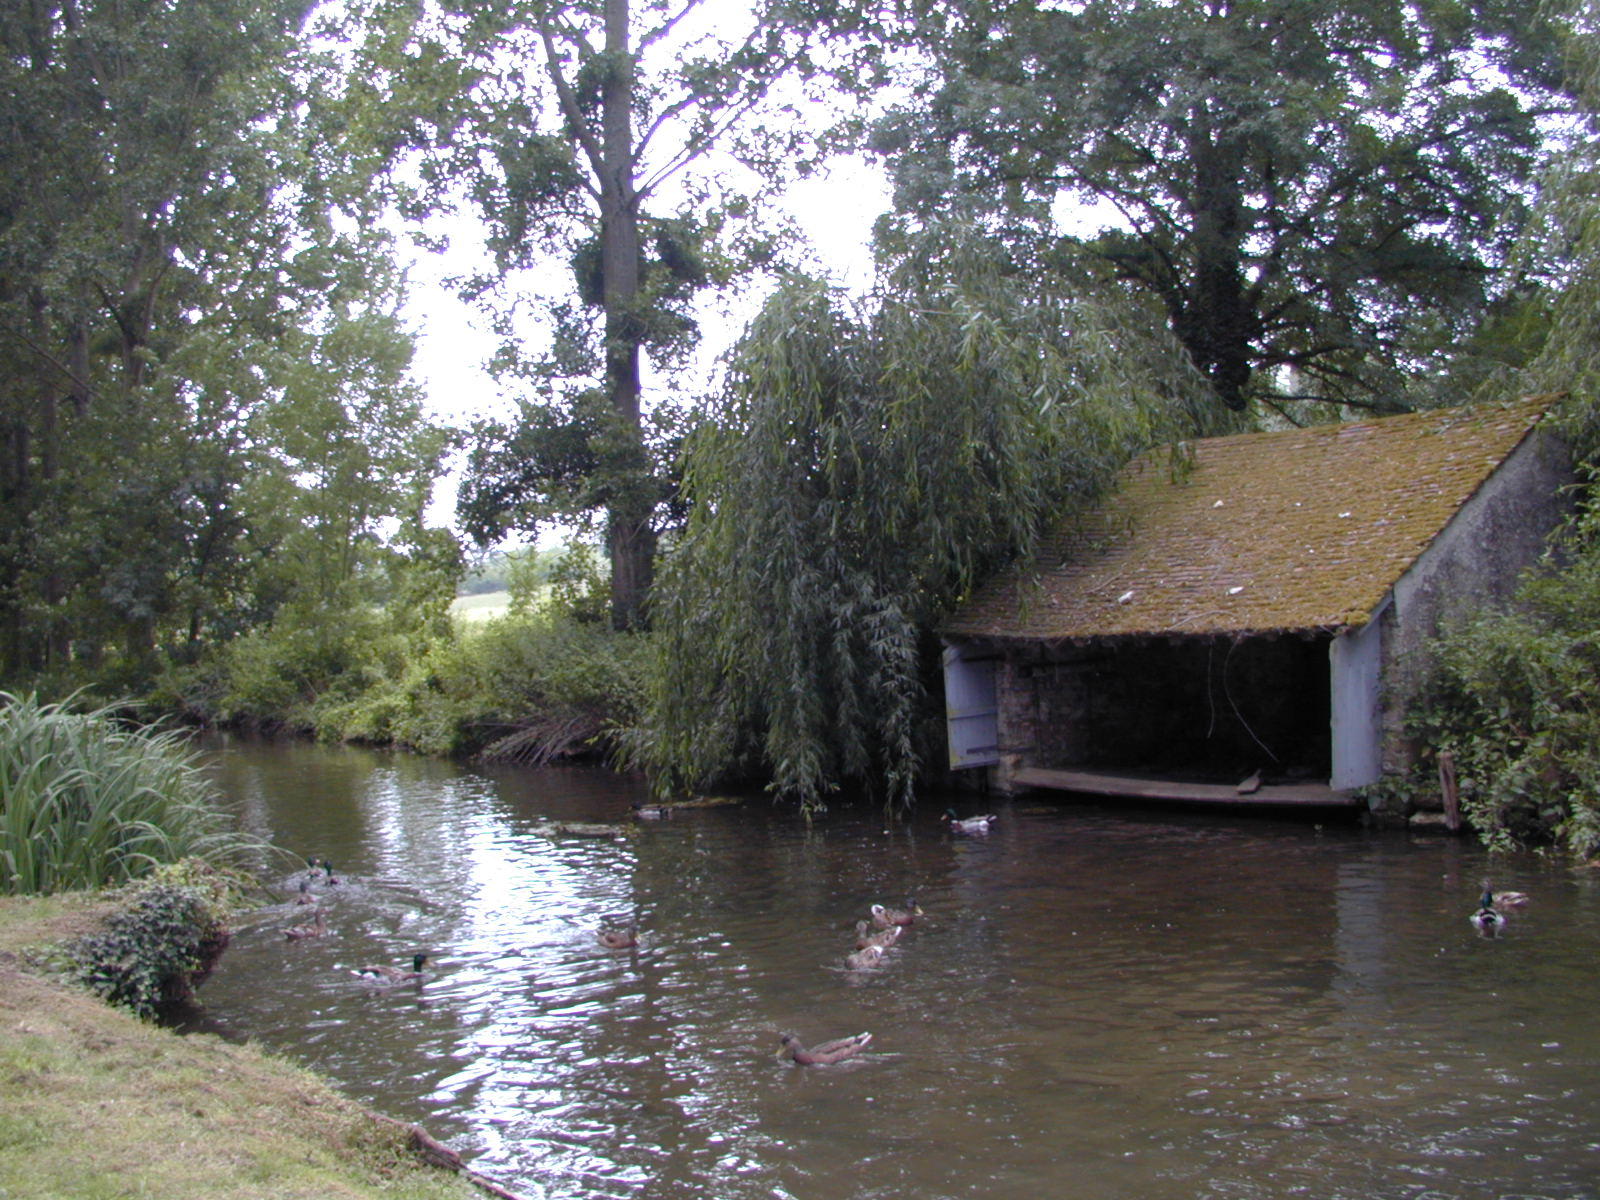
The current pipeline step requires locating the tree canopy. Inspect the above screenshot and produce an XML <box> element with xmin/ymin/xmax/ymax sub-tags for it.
<box><xmin>871</xmin><ymin>0</ymin><xmax>1576</xmax><ymax>419</ymax></box>
<box><xmin>361</xmin><ymin>0</ymin><xmax>863</xmax><ymax>628</ymax></box>
<box><xmin>0</xmin><ymin>0</ymin><xmax>450</xmax><ymax>684</ymax></box>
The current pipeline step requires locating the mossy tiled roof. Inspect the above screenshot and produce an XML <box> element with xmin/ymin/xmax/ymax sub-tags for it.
<box><xmin>945</xmin><ymin>396</ymin><xmax>1557</xmax><ymax>641</ymax></box>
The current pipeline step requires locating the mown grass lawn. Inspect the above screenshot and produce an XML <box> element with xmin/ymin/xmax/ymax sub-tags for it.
<box><xmin>0</xmin><ymin>894</ymin><xmax>476</xmax><ymax>1200</ymax></box>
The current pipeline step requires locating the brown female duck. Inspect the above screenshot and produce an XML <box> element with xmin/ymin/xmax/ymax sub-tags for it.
<box><xmin>777</xmin><ymin>1030</ymin><xmax>873</xmax><ymax>1065</ymax></box>
<box><xmin>870</xmin><ymin>899</ymin><xmax>922</xmax><ymax>929</ymax></box>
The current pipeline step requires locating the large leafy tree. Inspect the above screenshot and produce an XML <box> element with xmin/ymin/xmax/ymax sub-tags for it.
<box><xmin>0</xmin><ymin>0</ymin><xmax>450</xmax><ymax>681</ymax></box>
<box><xmin>640</xmin><ymin>230</ymin><xmax>1214</xmax><ymax>810</ymax></box>
<box><xmin>373</xmin><ymin>0</ymin><xmax>864</xmax><ymax>628</ymax></box>
<box><xmin>871</xmin><ymin>0</ymin><xmax>1575</xmax><ymax>418</ymax></box>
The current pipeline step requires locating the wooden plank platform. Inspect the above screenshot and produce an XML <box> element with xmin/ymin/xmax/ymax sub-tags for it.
<box><xmin>1011</xmin><ymin>767</ymin><xmax>1362</xmax><ymax>808</ymax></box>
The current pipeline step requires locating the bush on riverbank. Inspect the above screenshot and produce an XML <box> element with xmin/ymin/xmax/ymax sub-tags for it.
<box><xmin>1406</xmin><ymin>494</ymin><xmax>1600</xmax><ymax>856</ymax></box>
<box><xmin>50</xmin><ymin>860</ymin><xmax>238</xmax><ymax>1019</ymax></box>
<box><xmin>0</xmin><ymin>693</ymin><xmax>269</xmax><ymax>895</ymax></box>
<box><xmin>161</xmin><ymin>602</ymin><xmax>652</xmax><ymax>764</ymax></box>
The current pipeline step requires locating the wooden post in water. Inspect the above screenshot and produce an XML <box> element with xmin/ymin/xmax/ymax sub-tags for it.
<box><xmin>1438</xmin><ymin>750</ymin><xmax>1461</xmax><ymax>832</ymax></box>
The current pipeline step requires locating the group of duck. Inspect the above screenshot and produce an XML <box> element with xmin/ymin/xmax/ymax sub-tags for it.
<box><xmin>281</xmin><ymin>857</ymin><xmax>430</xmax><ymax>984</ymax></box>
<box><xmin>777</xmin><ymin>809</ymin><xmax>1003</xmax><ymax>1066</ymax></box>
<box><xmin>1469</xmin><ymin>887</ymin><xmax>1530</xmax><ymax>936</ymax></box>
<box><xmin>283</xmin><ymin>806</ymin><xmax>998</xmax><ymax>1050</ymax></box>
<box><xmin>776</xmin><ymin>895</ymin><xmax>924</xmax><ymax>1067</ymax></box>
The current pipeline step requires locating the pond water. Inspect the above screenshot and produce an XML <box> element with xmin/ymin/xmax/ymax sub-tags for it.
<box><xmin>194</xmin><ymin>735</ymin><xmax>1600</xmax><ymax>1200</ymax></box>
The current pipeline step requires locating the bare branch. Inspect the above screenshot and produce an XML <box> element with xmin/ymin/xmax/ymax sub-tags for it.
<box><xmin>536</xmin><ymin>14</ymin><xmax>607</xmax><ymax>198</ymax></box>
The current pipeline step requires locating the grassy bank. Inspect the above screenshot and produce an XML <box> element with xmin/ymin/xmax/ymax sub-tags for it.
<box><xmin>0</xmin><ymin>896</ymin><xmax>476</xmax><ymax>1200</ymax></box>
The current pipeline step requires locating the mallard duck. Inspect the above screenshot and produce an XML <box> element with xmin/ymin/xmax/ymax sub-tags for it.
<box><xmin>352</xmin><ymin>952</ymin><xmax>429</xmax><ymax>983</ymax></box>
<box><xmin>293</xmin><ymin>879</ymin><xmax>317</xmax><ymax>905</ymax></box>
<box><xmin>871</xmin><ymin>899</ymin><xmax>922</xmax><ymax>928</ymax></box>
<box><xmin>1469</xmin><ymin>891</ymin><xmax>1505</xmax><ymax>935</ymax></box>
<box><xmin>777</xmin><ymin>1030</ymin><xmax>872</xmax><ymax>1066</ymax></box>
<box><xmin>597</xmin><ymin>926</ymin><xmax>637</xmax><ymax>950</ymax></box>
<box><xmin>285</xmin><ymin>908</ymin><xmax>326</xmax><ymax>940</ymax></box>
<box><xmin>844</xmin><ymin>944</ymin><xmax>884</xmax><ymax>971</ymax></box>
<box><xmin>854</xmin><ymin>920</ymin><xmax>901</xmax><ymax>951</ymax></box>
<box><xmin>631</xmin><ymin>803</ymin><xmax>672</xmax><ymax>820</ymax></box>
<box><xmin>943</xmin><ymin>808</ymin><xmax>997</xmax><ymax>834</ymax></box>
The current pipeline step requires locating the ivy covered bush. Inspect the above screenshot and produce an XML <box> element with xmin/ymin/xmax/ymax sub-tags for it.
<box><xmin>55</xmin><ymin>860</ymin><xmax>237</xmax><ymax>1019</ymax></box>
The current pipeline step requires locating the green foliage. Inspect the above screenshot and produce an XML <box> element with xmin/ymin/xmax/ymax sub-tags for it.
<box><xmin>1402</xmin><ymin>6</ymin><xmax>1600</xmax><ymax>856</ymax></box>
<box><xmin>55</xmin><ymin>860</ymin><xmax>236</xmax><ymax>1019</ymax></box>
<box><xmin>163</xmin><ymin>580</ymin><xmax>650</xmax><ymax>762</ymax></box>
<box><xmin>1513</xmin><ymin>4</ymin><xmax>1600</xmax><ymax>446</ymax></box>
<box><xmin>640</xmin><ymin>247</ymin><xmax>1213</xmax><ymax>811</ymax></box>
<box><xmin>869</xmin><ymin>0</ymin><xmax>1576</xmax><ymax>417</ymax></box>
<box><xmin>0</xmin><ymin>0</ymin><xmax>454</xmax><ymax>689</ymax></box>
<box><xmin>0</xmin><ymin>694</ymin><xmax>268</xmax><ymax>896</ymax></box>
<box><xmin>460</xmin><ymin>547</ymin><xmax>556</xmax><ymax>596</ymax></box>
<box><xmin>373</xmin><ymin>0</ymin><xmax>852</xmax><ymax>627</ymax></box>
<box><xmin>1407</xmin><ymin>518</ymin><xmax>1600</xmax><ymax>855</ymax></box>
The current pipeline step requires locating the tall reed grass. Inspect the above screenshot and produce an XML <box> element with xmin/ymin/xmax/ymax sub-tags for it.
<box><xmin>0</xmin><ymin>693</ymin><xmax>260</xmax><ymax>895</ymax></box>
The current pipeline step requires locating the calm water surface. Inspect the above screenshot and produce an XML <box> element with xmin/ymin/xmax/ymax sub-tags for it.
<box><xmin>195</xmin><ymin>735</ymin><xmax>1600</xmax><ymax>1200</ymax></box>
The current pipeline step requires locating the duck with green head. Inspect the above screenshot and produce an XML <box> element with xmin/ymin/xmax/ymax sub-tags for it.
<box><xmin>1469</xmin><ymin>891</ymin><xmax>1505</xmax><ymax>935</ymax></box>
<box><xmin>352</xmin><ymin>952</ymin><xmax>429</xmax><ymax>983</ymax></box>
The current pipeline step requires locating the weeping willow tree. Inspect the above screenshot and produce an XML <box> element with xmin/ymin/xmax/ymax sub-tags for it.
<box><xmin>639</xmin><ymin>233</ymin><xmax>1221</xmax><ymax>812</ymax></box>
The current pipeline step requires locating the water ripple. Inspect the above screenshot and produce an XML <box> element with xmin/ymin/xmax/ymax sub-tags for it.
<box><xmin>195</xmin><ymin>740</ymin><xmax>1600</xmax><ymax>1200</ymax></box>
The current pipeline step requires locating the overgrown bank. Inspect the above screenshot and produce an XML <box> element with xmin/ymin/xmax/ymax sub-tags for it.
<box><xmin>0</xmin><ymin>894</ymin><xmax>476</xmax><ymax>1200</ymax></box>
<box><xmin>157</xmin><ymin>594</ymin><xmax>652</xmax><ymax>770</ymax></box>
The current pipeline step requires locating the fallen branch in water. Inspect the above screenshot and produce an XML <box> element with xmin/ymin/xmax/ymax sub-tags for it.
<box><xmin>476</xmin><ymin>710</ymin><xmax>606</xmax><ymax>765</ymax></box>
<box><xmin>372</xmin><ymin>1114</ymin><xmax>533</xmax><ymax>1200</ymax></box>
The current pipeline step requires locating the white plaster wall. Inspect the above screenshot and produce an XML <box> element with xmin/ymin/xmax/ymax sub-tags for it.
<box><xmin>1379</xmin><ymin>429</ymin><xmax>1573</xmax><ymax>772</ymax></box>
<box><xmin>1330</xmin><ymin>612</ymin><xmax>1385</xmax><ymax>790</ymax></box>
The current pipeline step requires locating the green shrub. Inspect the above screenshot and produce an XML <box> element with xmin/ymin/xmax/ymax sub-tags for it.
<box><xmin>161</xmin><ymin>589</ymin><xmax>653</xmax><ymax>763</ymax></box>
<box><xmin>0</xmin><ymin>693</ymin><xmax>269</xmax><ymax>895</ymax></box>
<box><xmin>1408</xmin><ymin>539</ymin><xmax>1600</xmax><ymax>855</ymax></box>
<box><xmin>54</xmin><ymin>859</ymin><xmax>237</xmax><ymax>1018</ymax></box>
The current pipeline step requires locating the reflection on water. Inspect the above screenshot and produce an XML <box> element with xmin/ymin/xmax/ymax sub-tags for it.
<box><xmin>196</xmin><ymin>735</ymin><xmax>1600</xmax><ymax>1200</ymax></box>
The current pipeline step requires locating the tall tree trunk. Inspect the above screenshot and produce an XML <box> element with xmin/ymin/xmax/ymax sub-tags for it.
<box><xmin>1175</xmin><ymin>110</ymin><xmax>1256</xmax><ymax>411</ymax></box>
<box><xmin>599</xmin><ymin>0</ymin><xmax>654</xmax><ymax>630</ymax></box>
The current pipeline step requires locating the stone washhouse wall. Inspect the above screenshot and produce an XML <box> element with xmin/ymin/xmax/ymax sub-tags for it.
<box><xmin>1375</xmin><ymin>428</ymin><xmax>1574</xmax><ymax>775</ymax></box>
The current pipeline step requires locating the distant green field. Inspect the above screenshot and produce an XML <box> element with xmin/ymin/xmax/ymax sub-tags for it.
<box><xmin>451</xmin><ymin>590</ymin><xmax>512</xmax><ymax>622</ymax></box>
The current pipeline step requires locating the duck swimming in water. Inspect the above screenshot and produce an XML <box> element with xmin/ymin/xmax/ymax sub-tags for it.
<box><xmin>943</xmin><ymin>809</ymin><xmax>997</xmax><ymax>834</ymax></box>
<box><xmin>777</xmin><ymin>1030</ymin><xmax>873</xmax><ymax>1066</ymax></box>
<box><xmin>285</xmin><ymin>908</ymin><xmax>326</xmax><ymax>940</ymax></box>
<box><xmin>1469</xmin><ymin>891</ymin><xmax>1505</xmax><ymax>935</ymax></box>
<box><xmin>597</xmin><ymin>926</ymin><xmax>638</xmax><ymax>950</ymax></box>
<box><xmin>351</xmin><ymin>952</ymin><xmax>429</xmax><ymax>983</ymax></box>
<box><xmin>854</xmin><ymin>920</ymin><xmax>901</xmax><ymax>951</ymax></box>
<box><xmin>871</xmin><ymin>899</ymin><xmax>922</xmax><ymax>929</ymax></box>
<box><xmin>844</xmin><ymin>944</ymin><xmax>884</xmax><ymax>971</ymax></box>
